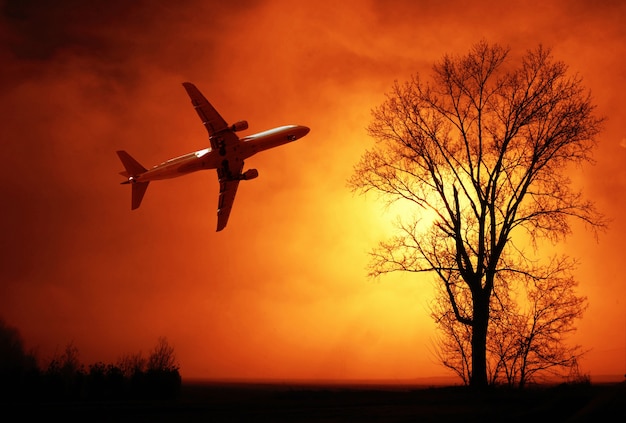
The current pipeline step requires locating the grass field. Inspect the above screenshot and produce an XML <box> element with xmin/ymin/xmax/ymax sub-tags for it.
<box><xmin>8</xmin><ymin>380</ymin><xmax>625</xmax><ymax>422</ymax></box>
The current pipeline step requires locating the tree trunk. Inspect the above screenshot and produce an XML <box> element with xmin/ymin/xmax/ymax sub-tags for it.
<box><xmin>470</xmin><ymin>291</ymin><xmax>490</xmax><ymax>388</ymax></box>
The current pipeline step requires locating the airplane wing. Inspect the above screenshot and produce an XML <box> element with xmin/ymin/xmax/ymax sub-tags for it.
<box><xmin>216</xmin><ymin>178</ymin><xmax>240</xmax><ymax>232</ymax></box>
<box><xmin>182</xmin><ymin>82</ymin><xmax>234</xmax><ymax>151</ymax></box>
<box><xmin>215</xmin><ymin>159</ymin><xmax>244</xmax><ymax>232</ymax></box>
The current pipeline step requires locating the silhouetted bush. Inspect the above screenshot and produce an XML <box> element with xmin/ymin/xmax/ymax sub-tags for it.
<box><xmin>0</xmin><ymin>321</ymin><xmax>181</xmax><ymax>403</ymax></box>
<box><xmin>0</xmin><ymin>319</ymin><xmax>41</xmax><ymax>401</ymax></box>
<box><xmin>86</xmin><ymin>362</ymin><xmax>128</xmax><ymax>400</ymax></box>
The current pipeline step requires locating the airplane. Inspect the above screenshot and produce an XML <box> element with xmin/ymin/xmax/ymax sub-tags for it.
<box><xmin>117</xmin><ymin>82</ymin><xmax>310</xmax><ymax>231</ymax></box>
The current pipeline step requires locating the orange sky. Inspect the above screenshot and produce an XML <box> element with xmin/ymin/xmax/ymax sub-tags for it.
<box><xmin>1</xmin><ymin>0</ymin><xmax>625</xmax><ymax>382</ymax></box>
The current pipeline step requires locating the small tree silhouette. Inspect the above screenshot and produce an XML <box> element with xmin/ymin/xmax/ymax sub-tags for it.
<box><xmin>117</xmin><ymin>352</ymin><xmax>146</xmax><ymax>378</ymax></box>
<box><xmin>126</xmin><ymin>337</ymin><xmax>181</xmax><ymax>400</ymax></box>
<box><xmin>147</xmin><ymin>337</ymin><xmax>178</xmax><ymax>372</ymax></box>
<box><xmin>431</xmin><ymin>257</ymin><xmax>587</xmax><ymax>387</ymax></box>
<box><xmin>44</xmin><ymin>342</ymin><xmax>85</xmax><ymax>399</ymax></box>
<box><xmin>0</xmin><ymin>319</ymin><xmax>39</xmax><ymax>400</ymax></box>
<box><xmin>0</xmin><ymin>327</ymin><xmax>181</xmax><ymax>401</ymax></box>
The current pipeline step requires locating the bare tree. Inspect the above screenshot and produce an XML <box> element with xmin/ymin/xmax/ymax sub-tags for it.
<box><xmin>46</xmin><ymin>342</ymin><xmax>82</xmax><ymax>376</ymax></box>
<box><xmin>431</xmin><ymin>256</ymin><xmax>587</xmax><ymax>387</ymax></box>
<box><xmin>349</xmin><ymin>41</ymin><xmax>604</xmax><ymax>388</ymax></box>
<box><xmin>117</xmin><ymin>351</ymin><xmax>146</xmax><ymax>378</ymax></box>
<box><xmin>500</xmin><ymin>258</ymin><xmax>587</xmax><ymax>388</ymax></box>
<box><xmin>147</xmin><ymin>337</ymin><xmax>178</xmax><ymax>372</ymax></box>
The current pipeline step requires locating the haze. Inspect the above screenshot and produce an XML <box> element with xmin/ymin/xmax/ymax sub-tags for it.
<box><xmin>1</xmin><ymin>0</ymin><xmax>624</xmax><ymax>382</ymax></box>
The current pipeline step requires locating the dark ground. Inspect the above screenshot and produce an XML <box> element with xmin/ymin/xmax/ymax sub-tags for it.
<box><xmin>7</xmin><ymin>380</ymin><xmax>626</xmax><ymax>422</ymax></box>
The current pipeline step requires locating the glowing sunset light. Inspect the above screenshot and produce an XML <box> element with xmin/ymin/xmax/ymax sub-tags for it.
<box><xmin>0</xmin><ymin>0</ymin><xmax>625</xmax><ymax>384</ymax></box>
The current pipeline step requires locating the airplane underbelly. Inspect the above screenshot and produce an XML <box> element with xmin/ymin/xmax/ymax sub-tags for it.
<box><xmin>198</xmin><ymin>152</ymin><xmax>223</xmax><ymax>169</ymax></box>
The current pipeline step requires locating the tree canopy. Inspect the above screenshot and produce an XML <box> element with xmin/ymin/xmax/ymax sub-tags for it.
<box><xmin>350</xmin><ymin>41</ymin><xmax>604</xmax><ymax>388</ymax></box>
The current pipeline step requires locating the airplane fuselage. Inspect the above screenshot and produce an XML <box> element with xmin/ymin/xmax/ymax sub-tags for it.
<box><xmin>130</xmin><ymin>124</ymin><xmax>309</xmax><ymax>183</ymax></box>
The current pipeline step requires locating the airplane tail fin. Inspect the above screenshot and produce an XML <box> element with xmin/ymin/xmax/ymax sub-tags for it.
<box><xmin>117</xmin><ymin>150</ymin><xmax>147</xmax><ymax>177</ymax></box>
<box><xmin>117</xmin><ymin>150</ymin><xmax>149</xmax><ymax>210</ymax></box>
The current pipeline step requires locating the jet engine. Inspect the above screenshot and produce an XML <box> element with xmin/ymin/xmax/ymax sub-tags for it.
<box><xmin>230</xmin><ymin>120</ymin><xmax>249</xmax><ymax>132</ymax></box>
<box><xmin>241</xmin><ymin>168</ymin><xmax>259</xmax><ymax>180</ymax></box>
